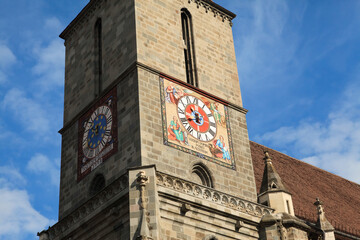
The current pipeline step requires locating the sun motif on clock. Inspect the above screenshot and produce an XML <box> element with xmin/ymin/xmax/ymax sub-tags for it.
<box><xmin>177</xmin><ymin>96</ymin><xmax>217</xmax><ymax>142</ymax></box>
<box><xmin>82</xmin><ymin>105</ymin><xmax>112</xmax><ymax>159</ymax></box>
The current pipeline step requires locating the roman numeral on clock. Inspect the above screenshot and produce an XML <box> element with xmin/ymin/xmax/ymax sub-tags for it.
<box><xmin>101</xmin><ymin>139</ymin><xmax>107</xmax><ymax>147</ymax></box>
<box><xmin>208</xmin><ymin>128</ymin><xmax>216</xmax><ymax>138</ymax></box>
<box><xmin>178</xmin><ymin>107</ymin><xmax>185</xmax><ymax>115</ymax></box>
<box><xmin>180</xmin><ymin>117</ymin><xmax>187</xmax><ymax>125</ymax></box>
<box><xmin>197</xmin><ymin>132</ymin><xmax>203</xmax><ymax>141</ymax></box>
<box><xmin>186</xmin><ymin>125</ymin><xmax>193</xmax><ymax>134</ymax></box>
<box><xmin>107</xmin><ymin>115</ymin><xmax>112</xmax><ymax>123</ymax></box>
<box><xmin>205</xmin><ymin>134</ymin><xmax>210</xmax><ymax>142</ymax></box>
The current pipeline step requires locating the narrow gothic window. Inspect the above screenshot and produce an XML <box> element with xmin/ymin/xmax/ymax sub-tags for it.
<box><xmin>89</xmin><ymin>174</ymin><xmax>105</xmax><ymax>196</ymax></box>
<box><xmin>204</xmin><ymin>236</ymin><xmax>218</xmax><ymax>240</ymax></box>
<box><xmin>286</xmin><ymin>200</ymin><xmax>291</xmax><ymax>214</ymax></box>
<box><xmin>192</xmin><ymin>163</ymin><xmax>213</xmax><ymax>188</ymax></box>
<box><xmin>94</xmin><ymin>18</ymin><xmax>102</xmax><ymax>97</ymax></box>
<box><xmin>181</xmin><ymin>9</ymin><xmax>197</xmax><ymax>87</ymax></box>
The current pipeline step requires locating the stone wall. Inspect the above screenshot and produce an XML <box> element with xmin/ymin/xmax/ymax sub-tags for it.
<box><xmin>46</xmin><ymin>172</ymin><xmax>129</xmax><ymax>240</ymax></box>
<box><xmin>135</xmin><ymin>0</ymin><xmax>243</xmax><ymax>106</ymax></box>
<box><xmin>156</xmin><ymin>174</ymin><xmax>266</xmax><ymax>240</ymax></box>
<box><xmin>138</xmin><ymin>67</ymin><xmax>257</xmax><ymax>202</ymax></box>
<box><xmin>59</xmin><ymin>71</ymin><xmax>141</xmax><ymax>219</ymax></box>
<box><xmin>62</xmin><ymin>0</ymin><xmax>137</xmax><ymax>125</ymax></box>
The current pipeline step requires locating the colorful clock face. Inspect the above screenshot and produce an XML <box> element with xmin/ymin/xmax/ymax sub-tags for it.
<box><xmin>177</xmin><ymin>95</ymin><xmax>217</xmax><ymax>142</ymax></box>
<box><xmin>82</xmin><ymin>105</ymin><xmax>112</xmax><ymax>159</ymax></box>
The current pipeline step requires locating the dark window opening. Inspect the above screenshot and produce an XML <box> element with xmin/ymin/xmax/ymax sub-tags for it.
<box><xmin>181</xmin><ymin>9</ymin><xmax>197</xmax><ymax>87</ymax></box>
<box><xmin>270</xmin><ymin>182</ymin><xmax>278</xmax><ymax>189</ymax></box>
<box><xmin>94</xmin><ymin>18</ymin><xmax>102</xmax><ymax>97</ymax></box>
<box><xmin>204</xmin><ymin>236</ymin><xmax>218</xmax><ymax>240</ymax></box>
<box><xmin>89</xmin><ymin>174</ymin><xmax>105</xmax><ymax>196</ymax></box>
<box><xmin>286</xmin><ymin>200</ymin><xmax>291</xmax><ymax>214</ymax></box>
<box><xmin>192</xmin><ymin>163</ymin><xmax>213</xmax><ymax>188</ymax></box>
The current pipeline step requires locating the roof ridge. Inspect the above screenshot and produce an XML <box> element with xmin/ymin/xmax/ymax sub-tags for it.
<box><xmin>249</xmin><ymin>140</ymin><xmax>360</xmax><ymax>187</ymax></box>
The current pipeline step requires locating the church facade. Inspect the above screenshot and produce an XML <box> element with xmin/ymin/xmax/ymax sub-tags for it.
<box><xmin>38</xmin><ymin>0</ymin><xmax>360</xmax><ymax>239</ymax></box>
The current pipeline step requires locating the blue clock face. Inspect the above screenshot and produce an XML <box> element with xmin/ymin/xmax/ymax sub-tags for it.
<box><xmin>87</xmin><ymin>115</ymin><xmax>107</xmax><ymax>149</ymax></box>
<box><xmin>82</xmin><ymin>105</ymin><xmax>112</xmax><ymax>159</ymax></box>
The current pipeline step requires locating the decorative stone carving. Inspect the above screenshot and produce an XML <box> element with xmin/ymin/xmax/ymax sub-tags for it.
<box><xmin>213</xmin><ymin>192</ymin><xmax>220</xmax><ymax>202</ymax></box>
<box><xmin>204</xmin><ymin>189</ymin><xmax>212</xmax><ymax>199</ymax></box>
<box><xmin>181</xmin><ymin>203</ymin><xmax>191</xmax><ymax>214</ymax></box>
<box><xmin>187</xmin><ymin>0</ymin><xmax>235</xmax><ymax>26</ymax></box>
<box><xmin>235</xmin><ymin>220</ymin><xmax>245</xmax><ymax>230</ymax></box>
<box><xmin>222</xmin><ymin>196</ymin><xmax>229</xmax><ymax>205</ymax></box>
<box><xmin>136</xmin><ymin>171</ymin><xmax>153</xmax><ymax>240</ymax></box>
<box><xmin>230</xmin><ymin>198</ymin><xmax>237</xmax><ymax>208</ymax></box>
<box><xmin>156</xmin><ymin>171</ymin><xmax>274</xmax><ymax>217</ymax></box>
<box><xmin>185</xmin><ymin>183</ymin><xmax>193</xmax><ymax>193</ymax></box>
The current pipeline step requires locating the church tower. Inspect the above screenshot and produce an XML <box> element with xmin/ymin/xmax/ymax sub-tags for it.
<box><xmin>38</xmin><ymin>0</ymin><xmax>273</xmax><ymax>239</ymax></box>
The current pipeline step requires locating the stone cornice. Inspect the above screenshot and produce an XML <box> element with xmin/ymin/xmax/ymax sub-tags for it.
<box><xmin>188</xmin><ymin>0</ymin><xmax>236</xmax><ymax>26</ymax></box>
<box><xmin>60</xmin><ymin>0</ymin><xmax>103</xmax><ymax>41</ymax></box>
<box><xmin>60</xmin><ymin>0</ymin><xmax>236</xmax><ymax>41</ymax></box>
<box><xmin>156</xmin><ymin>171</ymin><xmax>274</xmax><ymax>218</ymax></box>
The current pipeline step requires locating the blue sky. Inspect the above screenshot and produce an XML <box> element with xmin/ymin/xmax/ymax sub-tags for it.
<box><xmin>0</xmin><ymin>0</ymin><xmax>359</xmax><ymax>239</ymax></box>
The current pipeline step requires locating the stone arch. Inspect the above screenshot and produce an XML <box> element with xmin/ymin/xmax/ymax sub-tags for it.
<box><xmin>89</xmin><ymin>173</ymin><xmax>105</xmax><ymax>196</ymax></box>
<box><xmin>191</xmin><ymin>162</ymin><xmax>214</xmax><ymax>188</ymax></box>
<box><xmin>204</xmin><ymin>235</ymin><xmax>218</xmax><ymax>240</ymax></box>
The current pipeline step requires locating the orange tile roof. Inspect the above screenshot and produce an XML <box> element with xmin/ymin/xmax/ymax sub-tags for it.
<box><xmin>250</xmin><ymin>141</ymin><xmax>360</xmax><ymax>237</ymax></box>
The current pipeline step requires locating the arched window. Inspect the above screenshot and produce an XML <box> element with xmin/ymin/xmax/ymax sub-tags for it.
<box><xmin>94</xmin><ymin>18</ymin><xmax>102</xmax><ymax>97</ymax></box>
<box><xmin>181</xmin><ymin>9</ymin><xmax>197</xmax><ymax>87</ymax></box>
<box><xmin>192</xmin><ymin>163</ymin><xmax>213</xmax><ymax>188</ymax></box>
<box><xmin>89</xmin><ymin>174</ymin><xmax>105</xmax><ymax>196</ymax></box>
<box><xmin>204</xmin><ymin>235</ymin><xmax>218</xmax><ymax>240</ymax></box>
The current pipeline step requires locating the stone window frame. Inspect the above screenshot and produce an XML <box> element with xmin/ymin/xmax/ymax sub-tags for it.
<box><xmin>181</xmin><ymin>8</ymin><xmax>198</xmax><ymax>87</ymax></box>
<box><xmin>89</xmin><ymin>173</ymin><xmax>106</xmax><ymax>196</ymax></box>
<box><xmin>192</xmin><ymin>162</ymin><xmax>214</xmax><ymax>188</ymax></box>
<box><xmin>94</xmin><ymin>18</ymin><xmax>103</xmax><ymax>97</ymax></box>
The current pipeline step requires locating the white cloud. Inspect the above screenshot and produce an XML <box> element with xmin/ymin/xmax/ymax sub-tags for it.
<box><xmin>0</xmin><ymin>166</ymin><xmax>26</xmax><ymax>188</ymax></box>
<box><xmin>32</xmin><ymin>39</ymin><xmax>65</xmax><ymax>89</ymax></box>
<box><xmin>27</xmin><ymin>153</ymin><xmax>60</xmax><ymax>186</ymax></box>
<box><xmin>0</xmin><ymin>43</ymin><xmax>16</xmax><ymax>84</ymax></box>
<box><xmin>0</xmin><ymin>188</ymin><xmax>51</xmax><ymax>240</ymax></box>
<box><xmin>235</xmin><ymin>0</ymin><xmax>307</xmax><ymax>87</ymax></box>
<box><xmin>0</xmin><ymin>44</ymin><xmax>16</xmax><ymax>68</ymax></box>
<box><xmin>256</xmin><ymin>78</ymin><xmax>360</xmax><ymax>184</ymax></box>
<box><xmin>0</xmin><ymin>71</ymin><xmax>6</xmax><ymax>84</ymax></box>
<box><xmin>0</xmin><ymin>166</ymin><xmax>52</xmax><ymax>240</ymax></box>
<box><xmin>2</xmin><ymin>88</ymin><xmax>50</xmax><ymax>134</ymax></box>
<box><xmin>44</xmin><ymin>17</ymin><xmax>63</xmax><ymax>33</ymax></box>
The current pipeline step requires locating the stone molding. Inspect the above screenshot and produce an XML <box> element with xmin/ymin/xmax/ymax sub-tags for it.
<box><xmin>46</xmin><ymin>173</ymin><xmax>128</xmax><ymax>239</ymax></box>
<box><xmin>187</xmin><ymin>0</ymin><xmax>235</xmax><ymax>26</ymax></box>
<box><xmin>60</xmin><ymin>0</ymin><xmax>103</xmax><ymax>41</ymax></box>
<box><xmin>60</xmin><ymin>0</ymin><xmax>236</xmax><ymax>41</ymax></box>
<box><xmin>136</xmin><ymin>171</ymin><xmax>153</xmax><ymax>240</ymax></box>
<box><xmin>156</xmin><ymin>171</ymin><xmax>274</xmax><ymax>217</ymax></box>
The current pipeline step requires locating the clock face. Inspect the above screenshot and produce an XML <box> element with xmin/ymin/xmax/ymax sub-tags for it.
<box><xmin>82</xmin><ymin>105</ymin><xmax>112</xmax><ymax>159</ymax></box>
<box><xmin>177</xmin><ymin>96</ymin><xmax>217</xmax><ymax>142</ymax></box>
<box><xmin>161</xmin><ymin>77</ymin><xmax>235</xmax><ymax>169</ymax></box>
